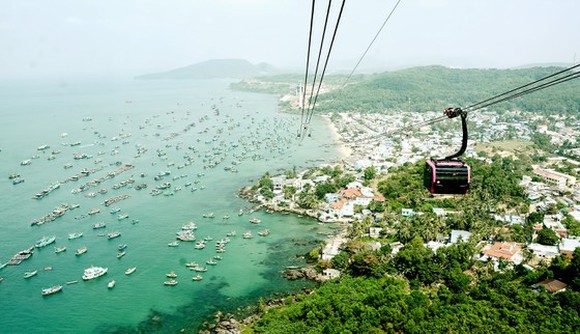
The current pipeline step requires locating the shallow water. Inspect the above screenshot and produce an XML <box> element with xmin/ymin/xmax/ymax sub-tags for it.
<box><xmin>0</xmin><ymin>78</ymin><xmax>340</xmax><ymax>333</ymax></box>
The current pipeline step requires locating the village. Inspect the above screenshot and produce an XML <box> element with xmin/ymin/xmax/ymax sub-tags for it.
<box><xmin>244</xmin><ymin>106</ymin><xmax>579</xmax><ymax>290</ymax></box>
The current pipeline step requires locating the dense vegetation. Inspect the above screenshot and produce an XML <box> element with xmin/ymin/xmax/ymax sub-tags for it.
<box><xmin>234</xmin><ymin>66</ymin><xmax>580</xmax><ymax>115</ymax></box>
<box><xmin>245</xmin><ymin>155</ymin><xmax>580</xmax><ymax>333</ymax></box>
<box><xmin>252</xmin><ymin>262</ymin><xmax>580</xmax><ymax>334</ymax></box>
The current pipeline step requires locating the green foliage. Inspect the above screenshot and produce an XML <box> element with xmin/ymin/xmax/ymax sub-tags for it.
<box><xmin>313</xmin><ymin>66</ymin><xmax>580</xmax><ymax>115</ymax></box>
<box><xmin>562</xmin><ymin>215</ymin><xmax>580</xmax><ymax>236</ymax></box>
<box><xmin>251</xmin><ymin>274</ymin><xmax>580</xmax><ymax>333</ymax></box>
<box><xmin>363</xmin><ymin>166</ymin><xmax>377</xmax><ymax>181</ymax></box>
<box><xmin>315</xmin><ymin>182</ymin><xmax>338</xmax><ymax>200</ymax></box>
<box><xmin>536</xmin><ymin>228</ymin><xmax>559</xmax><ymax>246</ymax></box>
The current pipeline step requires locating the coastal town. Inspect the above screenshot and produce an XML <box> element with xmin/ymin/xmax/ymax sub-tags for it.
<box><xmin>243</xmin><ymin>96</ymin><xmax>580</xmax><ymax>285</ymax></box>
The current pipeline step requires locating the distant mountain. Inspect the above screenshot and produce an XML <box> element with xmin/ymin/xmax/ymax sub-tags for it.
<box><xmin>136</xmin><ymin>59</ymin><xmax>277</xmax><ymax>80</ymax></box>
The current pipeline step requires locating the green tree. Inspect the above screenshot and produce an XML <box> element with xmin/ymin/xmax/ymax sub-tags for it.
<box><xmin>363</xmin><ymin>166</ymin><xmax>377</xmax><ymax>181</ymax></box>
<box><xmin>536</xmin><ymin>228</ymin><xmax>559</xmax><ymax>246</ymax></box>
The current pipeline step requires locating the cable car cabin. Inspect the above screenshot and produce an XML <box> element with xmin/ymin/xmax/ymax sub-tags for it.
<box><xmin>424</xmin><ymin>159</ymin><xmax>470</xmax><ymax>194</ymax></box>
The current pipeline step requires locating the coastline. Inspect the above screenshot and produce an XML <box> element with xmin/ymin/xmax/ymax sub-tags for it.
<box><xmin>321</xmin><ymin>114</ymin><xmax>353</xmax><ymax>161</ymax></box>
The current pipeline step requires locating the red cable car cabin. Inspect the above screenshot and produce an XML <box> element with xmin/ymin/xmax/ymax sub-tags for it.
<box><xmin>423</xmin><ymin>107</ymin><xmax>471</xmax><ymax>195</ymax></box>
<box><xmin>424</xmin><ymin>159</ymin><xmax>470</xmax><ymax>194</ymax></box>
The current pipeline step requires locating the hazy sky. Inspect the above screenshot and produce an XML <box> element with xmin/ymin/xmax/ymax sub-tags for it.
<box><xmin>1</xmin><ymin>0</ymin><xmax>579</xmax><ymax>79</ymax></box>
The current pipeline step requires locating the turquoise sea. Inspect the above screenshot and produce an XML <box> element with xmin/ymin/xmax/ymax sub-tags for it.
<box><xmin>0</xmin><ymin>78</ymin><xmax>341</xmax><ymax>333</ymax></box>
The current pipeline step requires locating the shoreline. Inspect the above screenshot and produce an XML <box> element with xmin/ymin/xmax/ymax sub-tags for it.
<box><xmin>321</xmin><ymin>114</ymin><xmax>353</xmax><ymax>162</ymax></box>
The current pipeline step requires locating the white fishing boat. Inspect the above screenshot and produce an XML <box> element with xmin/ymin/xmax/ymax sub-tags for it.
<box><xmin>124</xmin><ymin>267</ymin><xmax>137</xmax><ymax>275</ymax></box>
<box><xmin>108</xmin><ymin>280</ymin><xmax>116</xmax><ymax>289</ymax></box>
<box><xmin>82</xmin><ymin>266</ymin><xmax>108</xmax><ymax>280</ymax></box>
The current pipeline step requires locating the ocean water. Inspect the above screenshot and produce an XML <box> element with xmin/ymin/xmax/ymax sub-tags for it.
<box><xmin>0</xmin><ymin>78</ymin><xmax>341</xmax><ymax>333</ymax></box>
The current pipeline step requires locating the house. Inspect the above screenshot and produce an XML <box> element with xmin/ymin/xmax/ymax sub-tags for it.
<box><xmin>271</xmin><ymin>176</ymin><xmax>285</xmax><ymax>193</ymax></box>
<box><xmin>432</xmin><ymin>208</ymin><xmax>446</xmax><ymax>216</ymax></box>
<box><xmin>389</xmin><ymin>242</ymin><xmax>404</xmax><ymax>255</ymax></box>
<box><xmin>369</xmin><ymin>227</ymin><xmax>383</xmax><ymax>238</ymax></box>
<box><xmin>330</xmin><ymin>199</ymin><xmax>354</xmax><ymax>218</ymax></box>
<box><xmin>402</xmin><ymin>208</ymin><xmax>414</xmax><ymax>217</ymax></box>
<box><xmin>321</xmin><ymin>268</ymin><xmax>341</xmax><ymax>280</ymax></box>
<box><xmin>559</xmin><ymin>238</ymin><xmax>580</xmax><ymax>258</ymax></box>
<box><xmin>527</xmin><ymin>243</ymin><xmax>559</xmax><ymax>260</ymax></box>
<box><xmin>450</xmin><ymin>230</ymin><xmax>472</xmax><ymax>244</ymax></box>
<box><xmin>324</xmin><ymin>193</ymin><xmax>340</xmax><ymax>204</ymax></box>
<box><xmin>533</xmin><ymin>168</ymin><xmax>576</xmax><ymax>189</ymax></box>
<box><xmin>532</xmin><ymin>279</ymin><xmax>567</xmax><ymax>293</ymax></box>
<box><xmin>481</xmin><ymin>242</ymin><xmax>524</xmax><ymax>265</ymax></box>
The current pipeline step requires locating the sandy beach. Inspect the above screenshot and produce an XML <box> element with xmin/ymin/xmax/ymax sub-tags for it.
<box><xmin>322</xmin><ymin>114</ymin><xmax>352</xmax><ymax>161</ymax></box>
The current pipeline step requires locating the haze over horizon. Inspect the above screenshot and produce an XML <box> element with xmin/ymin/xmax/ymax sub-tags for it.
<box><xmin>1</xmin><ymin>0</ymin><xmax>579</xmax><ymax>79</ymax></box>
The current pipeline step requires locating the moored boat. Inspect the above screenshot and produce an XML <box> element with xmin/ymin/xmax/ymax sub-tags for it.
<box><xmin>35</xmin><ymin>236</ymin><xmax>56</xmax><ymax>248</ymax></box>
<box><xmin>192</xmin><ymin>275</ymin><xmax>203</xmax><ymax>281</ymax></box>
<box><xmin>118</xmin><ymin>244</ymin><xmax>127</xmax><ymax>250</ymax></box>
<box><xmin>107</xmin><ymin>231</ymin><xmax>121</xmax><ymax>239</ymax></box>
<box><xmin>68</xmin><ymin>232</ymin><xmax>83</xmax><ymax>240</ymax></box>
<box><xmin>164</xmin><ymin>279</ymin><xmax>178</xmax><ymax>286</ymax></box>
<box><xmin>88</xmin><ymin>208</ymin><xmax>100</xmax><ymax>215</ymax></box>
<box><xmin>54</xmin><ymin>246</ymin><xmax>67</xmax><ymax>254</ymax></box>
<box><xmin>24</xmin><ymin>270</ymin><xmax>38</xmax><ymax>279</ymax></box>
<box><xmin>249</xmin><ymin>218</ymin><xmax>261</xmax><ymax>224</ymax></box>
<box><xmin>92</xmin><ymin>222</ymin><xmax>106</xmax><ymax>229</ymax></box>
<box><xmin>82</xmin><ymin>266</ymin><xmax>108</xmax><ymax>280</ymax></box>
<box><xmin>166</xmin><ymin>271</ymin><xmax>177</xmax><ymax>278</ymax></box>
<box><xmin>75</xmin><ymin>247</ymin><xmax>88</xmax><ymax>256</ymax></box>
<box><xmin>41</xmin><ymin>285</ymin><xmax>63</xmax><ymax>296</ymax></box>
<box><xmin>108</xmin><ymin>280</ymin><xmax>116</xmax><ymax>289</ymax></box>
<box><xmin>124</xmin><ymin>267</ymin><xmax>137</xmax><ymax>275</ymax></box>
<box><xmin>116</xmin><ymin>251</ymin><xmax>126</xmax><ymax>259</ymax></box>
<box><xmin>167</xmin><ymin>241</ymin><xmax>179</xmax><ymax>247</ymax></box>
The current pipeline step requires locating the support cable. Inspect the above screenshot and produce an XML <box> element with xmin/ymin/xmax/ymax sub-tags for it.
<box><xmin>342</xmin><ymin>0</ymin><xmax>403</xmax><ymax>88</ymax></box>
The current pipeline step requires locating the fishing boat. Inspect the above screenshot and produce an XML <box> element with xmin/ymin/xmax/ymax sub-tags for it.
<box><xmin>181</xmin><ymin>222</ymin><xmax>197</xmax><ymax>230</ymax></box>
<box><xmin>24</xmin><ymin>270</ymin><xmax>38</xmax><ymax>279</ymax></box>
<box><xmin>202</xmin><ymin>212</ymin><xmax>215</xmax><ymax>218</ymax></box>
<box><xmin>82</xmin><ymin>266</ymin><xmax>108</xmax><ymax>280</ymax></box>
<box><xmin>88</xmin><ymin>208</ymin><xmax>100</xmax><ymax>215</ymax></box>
<box><xmin>54</xmin><ymin>246</ymin><xmax>67</xmax><ymax>254</ymax></box>
<box><xmin>92</xmin><ymin>222</ymin><xmax>106</xmax><ymax>229</ymax></box>
<box><xmin>108</xmin><ymin>280</ymin><xmax>116</xmax><ymax>289</ymax></box>
<box><xmin>107</xmin><ymin>232</ymin><xmax>121</xmax><ymax>239</ymax></box>
<box><xmin>206</xmin><ymin>259</ymin><xmax>217</xmax><ymax>265</ymax></box>
<box><xmin>68</xmin><ymin>232</ymin><xmax>83</xmax><ymax>240</ymax></box>
<box><xmin>163</xmin><ymin>279</ymin><xmax>178</xmax><ymax>286</ymax></box>
<box><xmin>124</xmin><ymin>267</ymin><xmax>137</xmax><ymax>275</ymax></box>
<box><xmin>75</xmin><ymin>247</ymin><xmax>88</xmax><ymax>256</ymax></box>
<box><xmin>41</xmin><ymin>285</ymin><xmax>63</xmax><ymax>296</ymax></box>
<box><xmin>110</xmin><ymin>207</ymin><xmax>121</xmax><ymax>214</ymax></box>
<box><xmin>167</xmin><ymin>241</ymin><xmax>179</xmax><ymax>247</ymax></box>
<box><xmin>192</xmin><ymin>275</ymin><xmax>203</xmax><ymax>281</ymax></box>
<box><xmin>35</xmin><ymin>236</ymin><xmax>56</xmax><ymax>248</ymax></box>
<box><xmin>249</xmin><ymin>218</ymin><xmax>261</xmax><ymax>224</ymax></box>
<box><xmin>258</xmin><ymin>229</ymin><xmax>270</xmax><ymax>236</ymax></box>
<box><xmin>116</xmin><ymin>251</ymin><xmax>126</xmax><ymax>259</ymax></box>
<box><xmin>242</xmin><ymin>232</ymin><xmax>253</xmax><ymax>239</ymax></box>
<box><xmin>118</xmin><ymin>244</ymin><xmax>128</xmax><ymax>251</ymax></box>
<box><xmin>117</xmin><ymin>214</ymin><xmax>129</xmax><ymax>221</ymax></box>
<box><xmin>166</xmin><ymin>271</ymin><xmax>177</xmax><ymax>278</ymax></box>
<box><xmin>190</xmin><ymin>266</ymin><xmax>207</xmax><ymax>272</ymax></box>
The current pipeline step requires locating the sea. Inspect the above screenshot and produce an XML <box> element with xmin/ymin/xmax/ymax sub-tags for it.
<box><xmin>0</xmin><ymin>78</ymin><xmax>342</xmax><ymax>333</ymax></box>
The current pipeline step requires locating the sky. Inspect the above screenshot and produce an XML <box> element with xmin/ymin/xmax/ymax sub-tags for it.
<box><xmin>1</xmin><ymin>0</ymin><xmax>579</xmax><ymax>79</ymax></box>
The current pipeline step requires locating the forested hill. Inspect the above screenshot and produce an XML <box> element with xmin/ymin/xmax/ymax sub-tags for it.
<box><xmin>136</xmin><ymin>59</ymin><xmax>277</xmax><ymax>80</ymax></box>
<box><xmin>314</xmin><ymin>65</ymin><xmax>580</xmax><ymax>114</ymax></box>
<box><xmin>231</xmin><ymin>66</ymin><xmax>579</xmax><ymax>115</ymax></box>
